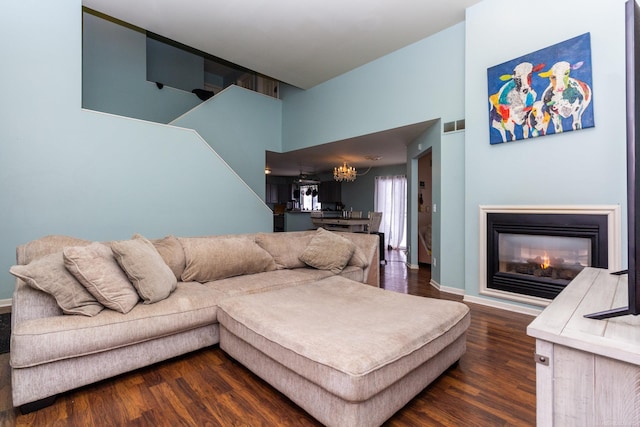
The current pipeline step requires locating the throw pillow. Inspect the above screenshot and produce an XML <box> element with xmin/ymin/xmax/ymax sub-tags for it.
<box><xmin>255</xmin><ymin>231</ymin><xmax>314</xmax><ymax>269</ymax></box>
<box><xmin>9</xmin><ymin>252</ymin><xmax>104</xmax><ymax>317</ymax></box>
<box><xmin>299</xmin><ymin>228</ymin><xmax>356</xmax><ymax>274</ymax></box>
<box><xmin>16</xmin><ymin>235</ymin><xmax>92</xmax><ymax>265</ymax></box>
<box><xmin>111</xmin><ymin>235</ymin><xmax>177</xmax><ymax>304</ymax></box>
<box><xmin>63</xmin><ymin>242</ymin><xmax>140</xmax><ymax>313</ymax></box>
<box><xmin>144</xmin><ymin>234</ymin><xmax>186</xmax><ymax>281</ymax></box>
<box><xmin>180</xmin><ymin>236</ymin><xmax>277</xmax><ymax>282</ymax></box>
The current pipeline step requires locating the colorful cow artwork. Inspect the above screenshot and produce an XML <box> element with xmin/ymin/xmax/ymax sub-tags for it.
<box><xmin>489</xmin><ymin>62</ymin><xmax>545</xmax><ymax>142</ymax></box>
<box><xmin>538</xmin><ymin>61</ymin><xmax>593</xmax><ymax>133</ymax></box>
<box><xmin>487</xmin><ymin>33</ymin><xmax>594</xmax><ymax>145</ymax></box>
<box><xmin>526</xmin><ymin>101</ymin><xmax>551</xmax><ymax>138</ymax></box>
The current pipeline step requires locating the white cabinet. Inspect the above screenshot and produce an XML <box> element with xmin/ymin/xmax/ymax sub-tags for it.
<box><xmin>527</xmin><ymin>268</ymin><xmax>640</xmax><ymax>426</ymax></box>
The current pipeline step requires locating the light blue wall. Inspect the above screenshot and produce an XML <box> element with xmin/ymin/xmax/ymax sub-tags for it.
<box><xmin>280</xmin><ymin>24</ymin><xmax>466</xmax><ymax>288</ymax></box>
<box><xmin>0</xmin><ymin>1</ymin><xmax>272</xmax><ymax>300</ymax></box>
<box><xmin>146</xmin><ymin>37</ymin><xmax>204</xmax><ymax>92</ymax></box>
<box><xmin>1</xmin><ymin>0</ymin><xmax>627</xmax><ymax>308</ymax></box>
<box><xmin>280</xmin><ymin>23</ymin><xmax>466</xmax><ymax>151</ymax></box>
<box><xmin>82</xmin><ymin>11</ymin><xmax>202</xmax><ymax>123</ymax></box>
<box><xmin>171</xmin><ymin>86</ymin><xmax>282</xmax><ymax>197</ymax></box>
<box><xmin>464</xmin><ymin>0</ymin><xmax>627</xmax><ymax>306</ymax></box>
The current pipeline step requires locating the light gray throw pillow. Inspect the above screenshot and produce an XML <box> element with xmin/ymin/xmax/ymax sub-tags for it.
<box><xmin>64</xmin><ymin>242</ymin><xmax>140</xmax><ymax>313</ymax></box>
<box><xmin>111</xmin><ymin>235</ymin><xmax>177</xmax><ymax>304</ymax></box>
<box><xmin>180</xmin><ymin>236</ymin><xmax>277</xmax><ymax>282</ymax></box>
<box><xmin>10</xmin><ymin>252</ymin><xmax>104</xmax><ymax>317</ymax></box>
<box><xmin>299</xmin><ymin>228</ymin><xmax>356</xmax><ymax>274</ymax></box>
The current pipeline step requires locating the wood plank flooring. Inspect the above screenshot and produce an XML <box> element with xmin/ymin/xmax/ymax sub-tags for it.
<box><xmin>0</xmin><ymin>250</ymin><xmax>537</xmax><ymax>426</ymax></box>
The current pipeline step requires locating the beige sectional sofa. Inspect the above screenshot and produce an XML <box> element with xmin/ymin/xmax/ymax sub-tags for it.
<box><xmin>9</xmin><ymin>229</ymin><xmax>379</xmax><ymax>412</ymax></box>
<box><xmin>9</xmin><ymin>228</ymin><xmax>471</xmax><ymax>426</ymax></box>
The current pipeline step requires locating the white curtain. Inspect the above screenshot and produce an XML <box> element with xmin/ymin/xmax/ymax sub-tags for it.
<box><xmin>374</xmin><ymin>175</ymin><xmax>407</xmax><ymax>249</ymax></box>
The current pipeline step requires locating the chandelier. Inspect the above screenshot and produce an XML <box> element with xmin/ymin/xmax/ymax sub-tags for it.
<box><xmin>334</xmin><ymin>162</ymin><xmax>357</xmax><ymax>182</ymax></box>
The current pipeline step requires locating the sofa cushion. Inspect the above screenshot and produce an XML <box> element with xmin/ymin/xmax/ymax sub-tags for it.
<box><xmin>180</xmin><ymin>236</ymin><xmax>277</xmax><ymax>282</ymax></box>
<box><xmin>217</xmin><ymin>276</ymin><xmax>470</xmax><ymax>402</ymax></box>
<box><xmin>255</xmin><ymin>231</ymin><xmax>315</xmax><ymax>269</ymax></box>
<box><xmin>9</xmin><ymin>252</ymin><xmax>104</xmax><ymax>317</ymax></box>
<box><xmin>299</xmin><ymin>228</ymin><xmax>356</xmax><ymax>274</ymax></box>
<box><xmin>147</xmin><ymin>235</ymin><xmax>186</xmax><ymax>280</ymax></box>
<box><xmin>204</xmin><ymin>268</ymin><xmax>335</xmax><ymax>298</ymax></box>
<box><xmin>10</xmin><ymin>282</ymin><xmax>225</xmax><ymax>368</ymax></box>
<box><xmin>16</xmin><ymin>235</ymin><xmax>92</xmax><ymax>265</ymax></box>
<box><xmin>63</xmin><ymin>242</ymin><xmax>140</xmax><ymax>314</ymax></box>
<box><xmin>111</xmin><ymin>235</ymin><xmax>177</xmax><ymax>304</ymax></box>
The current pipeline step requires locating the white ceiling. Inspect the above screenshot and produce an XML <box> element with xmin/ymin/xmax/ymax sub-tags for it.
<box><xmin>83</xmin><ymin>0</ymin><xmax>479</xmax><ymax>175</ymax></box>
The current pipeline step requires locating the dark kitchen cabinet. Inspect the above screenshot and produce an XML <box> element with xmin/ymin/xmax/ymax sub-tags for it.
<box><xmin>318</xmin><ymin>181</ymin><xmax>341</xmax><ymax>203</ymax></box>
<box><xmin>266</xmin><ymin>184</ymin><xmax>278</xmax><ymax>203</ymax></box>
<box><xmin>266</xmin><ymin>183</ymin><xmax>291</xmax><ymax>203</ymax></box>
<box><xmin>277</xmin><ymin>184</ymin><xmax>291</xmax><ymax>202</ymax></box>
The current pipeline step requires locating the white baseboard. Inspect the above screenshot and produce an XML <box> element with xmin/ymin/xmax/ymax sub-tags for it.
<box><xmin>463</xmin><ymin>294</ymin><xmax>542</xmax><ymax>317</ymax></box>
<box><xmin>431</xmin><ymin>280</ymin><xmax>541</xmax><ymax>316</ymax></box>
<box><xmin>0</xmin><ymin>298</ymin><xmax>12</xmax><ymax>311</ymax></box>
<box><xmin>406</xmin><ymin>262</ymin><xmax>419</xmax><ymax>270</ymax></box>
<box><xmin>430</xmin><ymin>279</ymin><xmax>465</xmax><ymax>296</ymax></box>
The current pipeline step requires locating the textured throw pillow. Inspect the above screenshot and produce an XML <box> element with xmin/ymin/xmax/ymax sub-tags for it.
<box><xmin>299</xmin><ymin>228</ymin><xmax>356</xmax><ymax>274</ymax></box>
<box><xmin>111</xmin><ymin>235</ymin><xmax>177</xmax><ymax>304</ymax></box>
<box><xmin>180</xmin><ymin>236</ymin><xmax>277</xmax><ymax>282</ymax></box>
<box><xmin>63</xmin><ymin>242</ymin><xmax>140</xmax><ymax>313</ymax></box>
<box><xmin>145</xmin><ymin>234</ymin><xmax>186</xmax><ymax>281</ymax></box>
<box><xmin>255</xmin><ymin>232</ymin><xmax>314</xmax><ymax>269</ymax></box>
<box><xmin>9</xmin><ymin>252</ymin><xmax>104</xmax><ymax>317</ymax></box>
<box><xmin>16</xmin><ymin>235</ymin><xmax>92</xmax><ymax>265</ymax></box>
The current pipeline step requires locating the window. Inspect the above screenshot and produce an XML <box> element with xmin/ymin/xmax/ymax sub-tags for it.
<box><xmin>375</xmin><ymin>175</ymin><xmax>407</xmax><ymax>249</ymax></box>
<box><xmin>299</xmin><ymin>185</ymin><xmax>321</xmax><ymax>211</ymax></box>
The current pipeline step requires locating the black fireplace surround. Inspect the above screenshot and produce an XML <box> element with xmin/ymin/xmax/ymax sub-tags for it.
<box><xmin>487</xmin><ymin>213</ymin><xmax>608</xmax><ymax>300</ymax></box>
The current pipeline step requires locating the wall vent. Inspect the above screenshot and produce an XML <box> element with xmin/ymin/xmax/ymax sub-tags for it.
<box><xmin>443</xmin><ymin>119</ymin><xmax>465</xmax><ymax>133</ymax></box>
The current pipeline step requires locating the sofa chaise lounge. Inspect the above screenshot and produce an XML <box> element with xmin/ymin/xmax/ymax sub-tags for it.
<box><xmin>9</xmin><ymin>228</ymin><xmax>469</xmax><ymax>426</ymax></box>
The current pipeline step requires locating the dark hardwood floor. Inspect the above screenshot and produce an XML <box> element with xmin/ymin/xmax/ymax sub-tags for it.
<box><xmin>0</xmin><ymin>250</ymin><xmax>537</xmax><ymax>426</ymax></box>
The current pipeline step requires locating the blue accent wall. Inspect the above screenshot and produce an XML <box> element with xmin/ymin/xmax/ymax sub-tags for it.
<box><xmin>463</xmin><ymin>0</ymin><xmax>627</xmax><ymax>306</ymax></box>
<box><xmin>171</xmin><ymin>86</ymin><xmax>282</xmax><ymax>197</ymax></box>
<box><xmin>0</xmin><ymin>0</ymin><xmax>628</xmax><ymax>311</ymax></box>
<box><xmin>0</xmin><ymin>1</ymin><xmax>273</xmax><ymax>300</ymax></box>
<box><xmin>146</xmin><ymin>37</ymin><xmax>204</xmax><ymax>93</ymax></box>
<box><xmin>82</xmin><ymin>11</ymin><xmax>202</xmax><ymax>123</ymax></box>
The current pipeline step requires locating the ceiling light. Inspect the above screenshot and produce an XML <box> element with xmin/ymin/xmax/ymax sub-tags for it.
<box><xmin>334</xmin><ymin>162</ymin><xmax>357</xmax><ymax>182</ymax></box>
<box><xmin>265</xmin><ymin>168</ymin><xmax>272</xmax><ymax>175</ymax></box>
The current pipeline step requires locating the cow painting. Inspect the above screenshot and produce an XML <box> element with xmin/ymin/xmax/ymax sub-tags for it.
<box><xmin>538</xmin><ymin>61</ymin><xmax>593</xmax><ymax>133</ymax></box>
<box><xmin>489</xmin><ymin>62</ymin><xmax>545</xmax><ymax>142</ymax></box>
<box><xmin>487</xmin><ymin>33</ymin><xmax>594</xmax><ymax>144</ymax></box>
<box><xmin>526</xmin><ymin>101</ymin><xmax>551</xmax><ymax>138</ymax></box>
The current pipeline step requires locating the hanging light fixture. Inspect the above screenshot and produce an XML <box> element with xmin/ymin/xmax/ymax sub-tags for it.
<box><xmin>334</xmin><ymin>162</ymin><xmax>357</xmax><ymax>182</ymax></box>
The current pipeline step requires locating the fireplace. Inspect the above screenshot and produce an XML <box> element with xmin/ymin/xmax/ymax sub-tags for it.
<box><xmin>479</xmin><ymin>206</ymin><xmax>621</xmax><ymax>306</ymax></box>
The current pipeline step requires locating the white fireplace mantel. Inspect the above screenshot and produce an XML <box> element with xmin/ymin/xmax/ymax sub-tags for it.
<box><xmin>478</xmin><ymin>205</ymin><xmax>622</xmax><ymax>307</ymax></box>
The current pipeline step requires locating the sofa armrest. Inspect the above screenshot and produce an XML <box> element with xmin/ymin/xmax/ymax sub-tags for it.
<box><xmin>12</xmin><ymin>279</ymin><xmax>62</xmax><ymax>328</ymax></box>
<box><xmin>339</xmin><ymin>232</ymin><xmax>380</xmax><ymax>287</ymax></box>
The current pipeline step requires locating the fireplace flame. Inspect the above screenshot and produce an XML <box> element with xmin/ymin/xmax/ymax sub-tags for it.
<box><xmin>540</xmin><ymin>252</ymin><xmax>551</xmax><ymax>270</ymax></box>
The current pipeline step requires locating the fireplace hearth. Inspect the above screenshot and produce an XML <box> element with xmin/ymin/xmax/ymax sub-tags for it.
<box><xmin>479</xmin><ymin>206</ymin><xmax>621</xmax><ymax>306</ymax></box>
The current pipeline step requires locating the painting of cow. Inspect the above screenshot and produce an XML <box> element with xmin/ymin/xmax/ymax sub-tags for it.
<box><xmin>487</xmin><ymin>33</ymin><xmax>594</xmax><ymax>145</ymax></box>
<box><xmin>539</xmin><ymin>61</ymin><xmax>593</xmax><ymax>133</ymax></box>
<box><xmin>489</xmin><ymin>62</ymin><xmax>545</xmax><ymax>142</ymax></box>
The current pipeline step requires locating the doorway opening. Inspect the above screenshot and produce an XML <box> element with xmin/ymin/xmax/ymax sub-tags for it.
<box><xmin>375</xmin><ymin>175</ymin><xmax>407</xmax><ymax>249</ymax></box>
<box><xmin>417</xmin><ymin>150</ymin><xmax>433</xmax><ymax>265</ymax></box>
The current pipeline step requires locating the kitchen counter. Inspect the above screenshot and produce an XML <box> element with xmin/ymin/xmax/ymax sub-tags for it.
<box><xmin>311</xmin><ymin>217</ymin><xmax>370</xmax><ymax>232</ymax></box>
